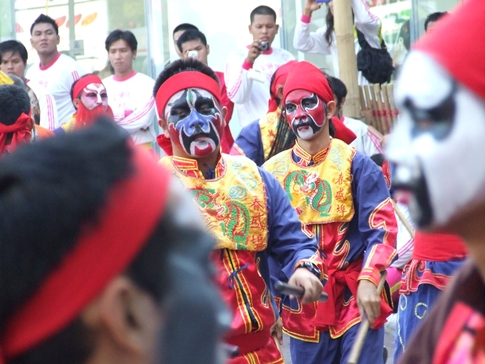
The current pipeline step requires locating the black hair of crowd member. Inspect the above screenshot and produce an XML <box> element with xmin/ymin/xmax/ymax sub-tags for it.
<box><xmin>250</xmin><ymin>5</ymin><xmax>277</xmax><ymax>23</ymax></box>
<box><xmin>327</xmin><ymin>76</ymin><xmax>347</xmax><ymax>110</ymax></box>
<box><xmin>172</xmin><ymin>23</ymin><xmax>199</xmax><ymax>37</ymax></box>
<box><xmin>105</xmin><ymin>29</ymin><xmax>138</xmax><ymax>52</ymax></box>
<box><xmin>176</xmin><ymin>29</ymin><xmax>207</xmax><ymax>53</ymax></box>
<box><xmin>424</xmin><ymin>11</ymin><xmax>448</xmax><ymax>31</ymax></box>
<box><xmin>0</xmin><ymin>85</ymin><xmax>31</xmax><ymax>126</ymax></box>
<box><xmin>153</xmin><ymin>58</ymin><xmax>219</xmax><ymax>99</ymax></box>
<box><xmin>30</xmin><ymin>14</ymin><xmax>59</xmax><ymax>36</ymax></box>
<box><xmin>370</xmin><ymin>153</ymin><xmax>386</xmax><ymax>167</ymax></box>
<box><xmin>0</xmin><ymin>40</ymin><xmax>28</xmax><ymax>64</ymax></box>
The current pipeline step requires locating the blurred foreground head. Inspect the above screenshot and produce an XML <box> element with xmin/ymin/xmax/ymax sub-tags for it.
<box><xmin>0</xmin><ymin>118</ymin><xmax>228</xmax><ymax>364</ymax></box>
<box><xmin>386</xmin><ymin>0</ymin><xmax>485</xmax><ymax>231</ymax></box>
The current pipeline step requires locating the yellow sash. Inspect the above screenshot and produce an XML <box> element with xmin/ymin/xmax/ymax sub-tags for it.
<box><xmin>264</xmin><ymin>139</ymin><xmax>355</xmax><ymax>225</ymax></box>
<box><xmin>161</xmin><ymin>155</ymin><xmax>269</xmax><ymax>251</ymax></box>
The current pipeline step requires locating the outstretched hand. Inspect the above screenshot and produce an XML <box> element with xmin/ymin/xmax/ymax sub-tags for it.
<box><xmin>288</xmin><ymin>268</ymin><xmax>323</xmax><ymax>304</ymax></box>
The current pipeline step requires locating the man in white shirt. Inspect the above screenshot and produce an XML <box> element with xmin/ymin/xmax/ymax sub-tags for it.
<box><xmin>102</xmin><ymin>30</ymin><xmax>156</xmax><ymax>147</ymax></box>
<box><xmin>0</xmin><ymin>39</ymin><xmax>58</xmax><ymax>131</ymax></box>
<box><xmin>225</xmin><ymin>5</ymin><xmax>294</xmax><ymax>127</ymax></box>
<box><xmin>26</xmin><ymin>14</ymin><xmax>85</xmax><ymax>127</ymax></box>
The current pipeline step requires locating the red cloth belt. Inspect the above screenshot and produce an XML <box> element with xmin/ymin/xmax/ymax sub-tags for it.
<box><xmin>225</xmin><ymin>329</ymin><xmax>271</xmax><ymax>356</ymax></box>
<box><xmin>315</xmin><ymin>259</ymin><xmax>391</xmax><ymax>330</ymax></box>
<box><xmin>412</xmin><ymin>232</ymin><xmax>467</xmax><ymax>261</ymax></box>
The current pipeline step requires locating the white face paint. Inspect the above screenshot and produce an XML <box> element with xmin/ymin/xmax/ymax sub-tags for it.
<box><xmin>386</xmin><ymin>51</ymin><xmax>485</xmax><ymax>229</ymax></box>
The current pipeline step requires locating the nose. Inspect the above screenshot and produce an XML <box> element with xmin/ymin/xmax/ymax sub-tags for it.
<box><xmin>96</xmin><ymin>93</ymin><xmax>102</xmax><ymax>104</ymax></box>
<box><xmin>295</xmin><ymin>105</ymin><xmax>307</xmax><ymax>121</ymax></box>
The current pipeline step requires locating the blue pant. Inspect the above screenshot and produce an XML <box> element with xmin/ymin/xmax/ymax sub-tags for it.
<box><xmin>394</xmin><ymin>284</ymin><xmax>441</xmax><ymax>362</ymax></box>
<box><xmin>290</xmin><ymin>324</ymin><xmax>385</xmax><ymax>364</ymax></box>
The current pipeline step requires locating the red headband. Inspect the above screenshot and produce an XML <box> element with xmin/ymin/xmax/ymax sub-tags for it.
<box><xmin>283</xmin><ymin>61</ymin><xmax>334</xmax><ymax>105</ymax></box>
<box><xmin>72</xmin><ymin>74</ymin><xmax>104</xmax><ymax>100</ymax></box>
<box><xmin>268</xmin><ymin>60</ymin><xmax>298</xmax><ymax>113</ymax></box>
<box><xmin>155</xmin><ymin>71</ymin><xmax>222</xmax><ymax>118</ymax></box>
<box><xmin>0</xmin><ymin>145</ymin><xmax>171</xmax><ymax>361</ymax></box>
<box><xmin>0</xmin><ymin>112</ymin><xmax>32</xmax><ymax>154</ymax></box>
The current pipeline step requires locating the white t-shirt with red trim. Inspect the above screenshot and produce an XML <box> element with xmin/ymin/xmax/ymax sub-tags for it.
<box><xmin>26</xmin><ymin>53</ymin><xmax>85</xmax><ymax>127</ymax></box>
<box><xmin>102</xmin><ymin>71</ymin><xmax>156</xmax><ymax>145</ymax></box>
<box><xmin>225</xmin><ymin>46</ymin><xmax>294</xmax><ymax>127</ymax></box>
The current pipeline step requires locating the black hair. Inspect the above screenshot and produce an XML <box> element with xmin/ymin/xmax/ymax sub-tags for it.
<box><xmin>370</xmin><ymin>153</ymin><xmax>385</xmax><ymax>167</ymax></box>
<box><xmin>327</xmin><ymin>76</ymin><xmax>347</xmax><ymax>109</ymax></box>
<box><xmin>250</xmin><ymin>6</ymin><xmax>277</xmax><ymax>23</ymax></box>
<box><xmin>324</xmin><ymin>7</ymin><xmax>335</xmax><ymax>46</ymax></box>
<box><xmin>30</xmin><ymin>14</ymin><xmax>59</xmax><ymax>35</ymax></box>
<box><xmin>0</xmin><ymin>85</ymin><xmax>31</xmax><ymax>126</ymax></box>
<box><xmin>176</xmin><ymin>29</ymin><xmax>207</xmax><ymax>53</ymax></box>
<box><xmin>424</xmin><ymin>12</ymin><xmax>448</xmax><ymax>31</ymax></box>
<box><xmin>153</xmin><ymin>58</ymin><xmax>219</xmax><ymax>99</ymax></box>
<box><xmin>172</xmin><ymin>23</ymin><xmax>199</xmax><ymax>37</ymax></box>
<box><xmin>0</xmin><ymin>119</ymin><xmax>221</xmax><ymax>364</ymax></box>
<box><xmin>105</xmin><ymin>29</ymin><xmax>137</xmax><ymax>52</ymax></box>
<box><xmin>0</xmin><ymin>40</ymin><xmax>28</xmax><ymax>64</ymax></box>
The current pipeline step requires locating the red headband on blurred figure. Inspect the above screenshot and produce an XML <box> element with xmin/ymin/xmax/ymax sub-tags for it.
<box><xmin>0</xmin><ymin>112</ymin><xmax>32</xmax><ymax>154</ymax></box>
<box><xmin>268</xmin><ymin>60</ymin><xmax>298</xmax><ymax>113</ymax></box>
<box><xmin>0</xmin><ymin>145</ymin><xmax>171</xmax><ymax>362</ymax></box>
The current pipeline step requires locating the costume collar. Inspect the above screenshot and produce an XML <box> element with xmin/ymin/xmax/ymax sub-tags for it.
<box><xmin>171</xmin><ymin>154</ymin><xmax>225</xmax><ymax>179</ymax></box>
<box><xmin>292</xmin><ymin>141</ymin><xmax>330</xmax><ymax>166</ymax></box>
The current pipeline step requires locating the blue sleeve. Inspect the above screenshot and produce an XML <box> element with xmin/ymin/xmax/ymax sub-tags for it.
<box><xmin>259</xmin><ymin>167</ymin><xmax>320</xmax><ymax>280</ymax></box>
<box><xmin>349</xmin><ymin>152</ymin><xmax>398</xmax><ymax>280</ymax></box>
<box><xmin>233</xmin><ymin>120</ymin><xmax>264</xmax><ymax>166</ymax></box>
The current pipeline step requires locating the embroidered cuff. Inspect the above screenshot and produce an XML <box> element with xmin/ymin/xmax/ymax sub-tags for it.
<box><xmin>358</xmin><ymin>267</ymin><xmax>381</xmax><ymax>286</ymax></box>
<box><xmin>242</xmin><ymin>60</ymin><xmax>254</xmax><ymax>70</ymax></box>
<box><xmin>301</xmin><ymin>14</ymin><xmax>312</xmax><ymax>24</ymax></box>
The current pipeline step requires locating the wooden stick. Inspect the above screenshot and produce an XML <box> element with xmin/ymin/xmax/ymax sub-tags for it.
<box><xmin>347</xmin><ymin>271</ymin><xmax>388</xmax><ymax>364</ymax></box>
<box><xmin>391</xmin><ymin>200</ymin><xmax>415</xmax><ymax>238</ymax></box>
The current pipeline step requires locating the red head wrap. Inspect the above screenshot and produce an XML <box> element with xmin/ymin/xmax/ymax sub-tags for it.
<box><xmin>268</xmin><ymin>60</ymin><xmax>298</xmax><ymax>113</ymax></box>
<box><xmin>72</xmin><ymin>74</ymin><xmax>104</xmax><ymax>100</ymax></box>
<box><xmin>413</xmin><ymin>0</ymin><xmax>485</xmax><ymax>101</ymax></box>
<box><xmin>282</xmin><ymin>61</ymin><xmax>334</xmax><ymax>106</ymax></box>
<box><xmin>0</xmin><ymin>112</ymin><xmax>32</xmax><ymax>154</ymax></box>
<box><xmin>155</xmin><ymin>71</ymin><xmax>222</xmax><ymax>119</ymax></box>
<box><xmin>0</xmin><ymin>145</ymin><xmax>171</xmax><ymax>362</ymax></box>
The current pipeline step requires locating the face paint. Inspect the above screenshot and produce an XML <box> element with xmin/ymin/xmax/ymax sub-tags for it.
<box><xmin>164</xmin><ymin>88</ymin><xmax>224</xmax><ymax>158</ymax></box>
<box><xmin>79</xmin><ymin>83</ymin><xmax>108</xmax><ymax>111</ymax></box>
<box><xmin>284</xmin><ymin>90</ymin><xmax>326</xmax><ymax>140</ymax></box>
<box><xmin>386</xmin><ymin>51</ymin><xmax>485</xmax><ymax>229</ymax></box>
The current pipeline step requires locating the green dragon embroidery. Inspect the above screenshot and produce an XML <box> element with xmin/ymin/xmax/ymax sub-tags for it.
<box><xmin>285</xmin><ymin>171</ymin><xmax>332</xmax><ymax>217</ymax></box>
<box><xmin>190</xmin><ymin>187</ymin><xmax>251</xmax><ymax>249</ymax></box>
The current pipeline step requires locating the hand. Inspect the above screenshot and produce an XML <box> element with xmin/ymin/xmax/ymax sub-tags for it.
<box><xmin>356</xmin><ymin>279</ymin><xmax>381</xmax><ymax>325</ymax></box>
<box><xmin>304</xmin><ymin>0</ymin><xmax>323</xmax><ymax>16</ymax></box>
<box><xmin>246</xmin><ymin>40</ymin><xmax>262</xmax><ymax>64</ymax></box>
<box><xmin>288</xmin><ymin>268</ymin><xmax>323</xmax><ymax>304</ymax></box>
<box><xmin>270</xmin><ymin>317</ymin><xmax>283</xmax><ymax>345</ymax></box>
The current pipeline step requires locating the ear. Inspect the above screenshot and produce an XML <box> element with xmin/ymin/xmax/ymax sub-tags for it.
<box><xmin>326</xmin><ymin>100</ymin><xmax>337</xmax><ymax>118</ymax></box>
<box><xmin>341</xmin><ymin>96</ymin><xmax>346</xmax><ymax>107</ymax></box>
<box><xmin>159</xmin><ymin>118</ymin><xmax>170</xmax><ymax>138</ymax></box>
<box><xmin>133</xmin><ymin>50</ymin><xmax>137</xmax><ymax>59</ymax></box>
<box><xmin>56</xmin><ymin>35</ymin><xmax>60</xmax><ymax>45</ymax></box>
<box><xmin>206</xmin><ymin>44</ymin><xmax>211</xmax><ymax>56</ymax></box>
<box><xmin>275</xmin><ymin>24</ymin><xmax>280</xmax><ymax>34</ymax></box>
<box><xmin>73</xmin><ymin>98</ymin><xmax>80</xmax><ymax>109</ymax></box>
<box><xmin>83</xmin><ymin>276</ymin><xmax>162</xmax><ymax>360</ymax></box>
<box><xmin>276</xmin><ymin>85</ymin><xmax>284</xmax><ymax>100</ymax></box>
<box><xmin>248</xmin><ymin>24</ymin><xmax>252</xmax><ymax>34</ymax></box>
<box><xmin>221</xmin><ymin>106</ymin><xmax>228</xmax><ymax>128</ymax></box>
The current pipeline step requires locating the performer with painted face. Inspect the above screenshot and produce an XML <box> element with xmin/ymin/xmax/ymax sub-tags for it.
<box><xmin>386</xmin><ymin>1</ymin><xmax>485</xmax><ymax>362</ymax></box>
<box><xmin>154</xmin><ymin>57</ymin><xmax>325</xmax><ymax>364</ymax></box>
<box><xmin>58</xmin><ymin>74</ymin><xmax>113</xmax><ymax>132</ymax></box>
<box><xmin>263</xmin><ymin>61</ymin><xmax>398</xmax><ymax>364</ymax></box>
